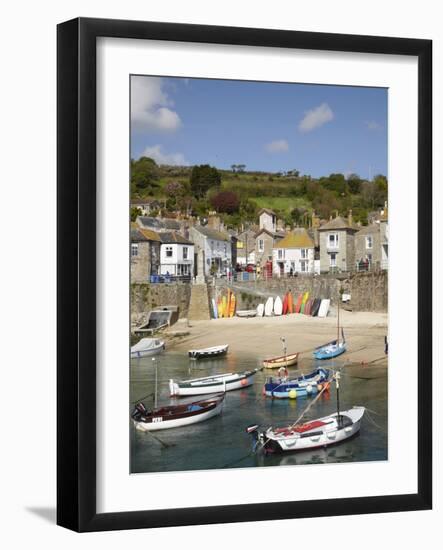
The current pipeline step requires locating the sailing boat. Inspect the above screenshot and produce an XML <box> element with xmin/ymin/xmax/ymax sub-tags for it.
<box><xmin>313</xmin><ymin>296</ymin><xmax>346</xmax><ymax>359</ymax></box>
<box><xmin>247</xmin><ymin>371</ymin><xmax>365</xmax><ymax>453</ymax></box>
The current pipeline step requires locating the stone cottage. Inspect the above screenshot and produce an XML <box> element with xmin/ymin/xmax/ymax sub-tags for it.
<box><xmin>318</xmin><ymin>213</ymin><xmax>359</xmax><ymax>273</ymax></box>
<box><xmin>255</xmin><ymin>209</ymin><xmax>285</xmax><ymax>267</ymax></box>
<box><xmin>189</xmin><ymin>225</ymin><xmax>232</xmax><ymax>278</ymax></box>
<box><xmin>130</xmin><ymin>225</ymin><xmax>161</xmax><ymax>282</ymax></box>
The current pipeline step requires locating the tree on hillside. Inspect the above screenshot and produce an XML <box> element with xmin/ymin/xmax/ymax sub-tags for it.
<box><xmin>210</xmin><ymin>190</ymin><xmax>240</xmax><ymax>214</ymax></box>
<box><xmin>190</xmin><ymin>164</ymin><xmax>221</xmax><ymax>199</ymax></box>
<box><xmin>131</xmin><ymin>157</ymin><xmax>160</xmax><ymax>195</ymax></box>
<box><xmin>347</xmin><ymin>173</ymin><xmax>362</xmax><ymax>194</ymax></box>
<box><xmin>373</xmin><ymin>174</ymin><xmax>388</xmax><ymax>194</ymax></box>
<box><xmin>320</xmin><ymin>173</ymin><xmax>347</xmax><ymax>196</ymax></box>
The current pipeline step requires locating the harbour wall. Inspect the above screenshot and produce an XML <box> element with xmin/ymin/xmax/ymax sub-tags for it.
<box><xmin>215</xmin><ymin>270</ymin><xmax>388</xmax><ymax>313</ymax></box>
<box><xmin>131</xmin><ymin>282</ymin><xmax>191</xmax><ymax>328</ymax></box>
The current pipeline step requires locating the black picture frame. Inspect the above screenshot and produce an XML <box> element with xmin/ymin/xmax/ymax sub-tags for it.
<box><xmin>57</xmin><ymin>17</ymin><xmax>432</xmax><ymax>532</ymax></box>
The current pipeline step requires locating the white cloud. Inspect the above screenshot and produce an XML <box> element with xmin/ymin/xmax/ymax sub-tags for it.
<box><xmin>140</xmin><ymin>145</ymin><xmax>188</xmax><ymax>166</ymax></box>
<box><xmin>265</xmin><ymin>139</ymin><xmax>289</xmax><ymax>153</ymax></box>
<box><xmin>298</xmin><ymin>103</ymin><xmax>334</xmax><ymax>133</ymax></box>
<box><xmin>365</xmin><ymin>120</ymin><xmax>381</xmax><ymax>130</ymax></box>
<box><xmin>131</xmin><ymin>76</ymin><xmax>182</xmax><ymax>132</ymax></box>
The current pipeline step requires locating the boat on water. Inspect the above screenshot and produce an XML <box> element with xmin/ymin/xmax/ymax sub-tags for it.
<box><xmin>251</xmin><ymin>406</ymin><xmax>365</xmax><ymax>452</ymax></box>
<box><xmin>248</xmin><ymin>371</ymin><xmax>365</xmax><ymax>452</ymax></box>
<box><xmin>263</xmin><ymin>352</ymin><xmax>299</xmax><ymax>369</ymax></box>
<box><xmin>188</xmin><ymin>344</ymin><xmax>229</xmax><ymax>360</ymax></box>
<box><xmin>263</xmin><ymin>367</ymin><xmax>331</xmax><ymax>398</ymax></box>
<box><xmin>132</xmin><ymin>394</ymin><xmax>225</xmax><ymax>431</ymax></box>
<box><xmin>169</xmin><ymin>368</ymin><xmax>261</xmax><ymax>396</ymax></box>
<box><xmin>131</xmin><ymin>337</ymin><xmax>165</xmax><ymax>359</ymax></box>
<box><xmin>313</xmin><ymin>296</ymin><xmax>346</xmax><ymax>359</ymax></box>
<box><xmin>236</xmin><ymin>309</ymin><xmax>257</xmax><ymax>318</ymax></box>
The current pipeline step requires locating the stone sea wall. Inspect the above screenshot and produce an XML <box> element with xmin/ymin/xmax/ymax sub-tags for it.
<box><xmin>131</xmin><ymin>282</ymin><xmax>192</xmax><ymax>327</ymax></box>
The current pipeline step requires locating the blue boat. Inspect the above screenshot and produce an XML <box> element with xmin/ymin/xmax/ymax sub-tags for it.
<box><xmin>263</xmin><ymin>368</ymin><xmax>331</xmax><ymax>399</ymax></box>
<box><xmin>313</xmin><ymin>328</ymin><xmax>346</xmax><ymax>360</ymax></box>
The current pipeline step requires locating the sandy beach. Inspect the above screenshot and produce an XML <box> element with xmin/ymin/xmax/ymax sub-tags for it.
<box><xmin>165</xmin><ymin>310</ymin><xmax>388</xmax><ymax>369</ymax></box>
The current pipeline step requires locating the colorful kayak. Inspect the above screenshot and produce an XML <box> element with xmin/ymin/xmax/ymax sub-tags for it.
<box><xmin>282</xmin><ymin>293</ymin><xmax>288</xmax><ymax>315</ymax></box>
<box><xmin>229</xmin><ymin>292</ymin><xmax>236</xmax><ymax>317</ymax></box>
<box><xmin>287</xmin><ymin>291</ymin><xmax>294</xmax><ymax>314</ymax></box>
<box><xmin>274</xmin><ymin>296</ymin><xmax>283</xmax><ymax>315</ymax></box>
<box><xmin>294</xmin><ymin>293</ymin><xmax>303</xmax><ymax>313</ymax></box>
<box><xmin>300</xmin><ymin>292</ymin><xmax>309</xmax><ymax>314</ymax></box>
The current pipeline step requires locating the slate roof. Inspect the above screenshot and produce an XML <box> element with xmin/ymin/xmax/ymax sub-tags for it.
<box><xmin>355</xmin><ymin>224</ymin><xmax>380</xmax><ymax>236</ymax></box>
<box><xmin>131</xmin><ymin>226</ymin><xmax>161</xmax><ymax>242</ymax></box>
<box><xmin>160</xmin><ymin>232</ymin><xmax>193</xmax><ymax>245</ymax></box>
<box><xmin>137</xmin><ymin>216</ymin><xmax>181</xmax><ymax>231</ymax></box>
<box><xmin>192</xmin><ymin>225</ymin><xmax>231</xmax><ymax>242</ymax></box>
<box><xmin>318</xmin><ymin>216</ymin><xmax>359</xmax><ymax>232</ymax></box>
<box><xmin>254</xmin><ymin>228</ymin><xmax>285</xmax><ymax>239</ymax></box>
<box><xmin>258</xmin><ymin>208</ymin><xmax>276</xmax><ymax>216</ymax></box>
<box><xmin>274</xmin><ymin>228</ymin><xmax>315</xmax><ymax>249</ymax></box>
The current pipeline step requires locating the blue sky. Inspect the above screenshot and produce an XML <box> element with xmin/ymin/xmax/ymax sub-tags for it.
<box><xmin>131</xmin><ymin>75</ymin><xmax>387</xmax><ymax>178</ymax></box>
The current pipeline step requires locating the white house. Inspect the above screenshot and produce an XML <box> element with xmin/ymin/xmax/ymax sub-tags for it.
<box><xmin>272</xmin><ymin>228</ymin><xmax>315</xmax><ymax>276</ymax></box>
<box><xmin>189</xmin><ymin>225</ymin><xmax>232</xmax><ymax>277</ymax></box>
<box><xmin>159</xmin><ymin>232</ymin><xmax>194</xmax><ymax>278</ymax></box>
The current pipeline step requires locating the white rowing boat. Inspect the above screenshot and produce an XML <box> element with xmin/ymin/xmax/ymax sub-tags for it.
<box><xmin>131</xmin><ymin>337</ymin><xmax>165</xmax><ymax>359</ymax></box>
<box><xmin>188</xmin><ymin>344</ymin><xmax>228</xmax><ymax>359</ymax></box>
<box><xmin>169</xmin><ymin>368</ymin><xmax>261</xmax><ymax>396</ymax></box>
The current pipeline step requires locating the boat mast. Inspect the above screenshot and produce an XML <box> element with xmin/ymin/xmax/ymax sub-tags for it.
<box><xmin>335</xmin><ymin>370</ymin><xmax>341</xmax><ymax>426</ymax></box>
<box><xmin>153</xmin><ymin>357</ymin><xmax>158</xmax><ymax>409</ymax></box>
<box><xmin>337</xmin><ymin>292</ymin><xmax>340</xmax><ymax>344</ymax></box>
<box><xmin>280</xmin><ymin>336</ymin><xmax>287</xmax><ymax>364</ymax></box>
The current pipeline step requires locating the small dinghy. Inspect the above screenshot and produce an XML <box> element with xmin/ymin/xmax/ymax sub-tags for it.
<box><xmin>263</xmin><ymin>352</ymin><xmax>299</xmax><ymax>369</ymax></box>
<box><xmin>248</xmin><ymin>371</ymin><xmax>365</xmax><ymax>453</ymax></box>
<box><xmin>131</xmin><ymin>337</ymin><xmax>165</xmax><ymax>359</ymax></box>
<box><xmin>263</xmin><ymin>368</ymin><xmax>331</xmax><ymax>398</ymax></box>
<box><xmin>132</xmin><ymin>394</ymin><xmax>225</xmax><ymax>431</ymax></box>
<box><xmin>314</xmin><ymin>297</ymin><xmax>346</xmax><ymax>360</ymax></box>
<box><xmin>188</xmin><ymin>344</ymin><xmax>228</xmax><ymax>360</ymax></box>
<box><xmin>236</xmin><ymin>309</ymin><xmax>257</xmax><ymax>318</ymax></box>
<box><xmin>169</xmin><ymin>368</ymin><xmax>261</xmax><ymax>396</ymax></box>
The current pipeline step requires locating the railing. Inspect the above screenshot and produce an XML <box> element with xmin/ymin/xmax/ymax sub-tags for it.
<box><xmin>149</xmin><ymin>274</ymin><xmax>192</xmax><ymax>283</ymax></box>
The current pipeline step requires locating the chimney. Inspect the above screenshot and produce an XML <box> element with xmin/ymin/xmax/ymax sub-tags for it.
<box><xmin>348</xmin><ymin>209</ymin><xmax>353</xmax><ymax>227</ymax></box>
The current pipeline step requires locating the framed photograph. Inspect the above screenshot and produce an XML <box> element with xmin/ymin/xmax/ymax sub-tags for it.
<box><xmin>57</xmin><ymin>17</ymin><xmax>432</xmax><ymax>532</ymax></box>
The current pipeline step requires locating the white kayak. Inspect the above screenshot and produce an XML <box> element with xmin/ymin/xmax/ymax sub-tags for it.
<box><xmin>274</xmin><ymin>296</ymin><xmax>283</xmax><ymax>315</ymax></box>
<box><xmin>256</xmin><ymin>303</ymin><xmax>265</xmax><ymax>317</ymax></box>
<box><xmin>317</xmin><ymin>299</ymin><xmax>330</xmax><ymax>318</ymax></box>
<box><xmin>131</xmin><ymin>337</ymin><xmax>165</xmax><ymax>359</ymax></box>
<box><xmin>264</xmin><ymin>297</ymin><xmax>274</xmax><ymax>316</ymax></box>
<box><xmin>169</xmin><ymin>368</ymin><xmax>261</xmax><ymax>396</ymax></box>
<box><xmin>256</xmin><ymin>407</ymin><xmax>365</xmax><ymax>452</ymax></box>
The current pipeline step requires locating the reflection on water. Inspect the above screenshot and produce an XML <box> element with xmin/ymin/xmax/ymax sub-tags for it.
<box><xmin>130</xmin><ymin>351</ymin><xmax>387</xmax><ymax>474</ymax></box>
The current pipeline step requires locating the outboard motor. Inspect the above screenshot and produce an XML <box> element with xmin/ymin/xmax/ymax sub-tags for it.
<box><xmin>131</xmin><ymin>402</ymin><xmax>148</xmax><ymax>421</ymax></box>
<box><xmin>246</xmin><ymin>424</ymin><xmax>260</xmax><ymax>452</ymax></box>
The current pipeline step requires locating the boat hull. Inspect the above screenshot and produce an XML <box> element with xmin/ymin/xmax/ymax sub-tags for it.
<box><xmin>313</xmin><ymin>343</ymin><xmax>346</xmax><ymax>360</ymax></box>
<box><xmin>263</xmin><ymin>353</ymin><xmax>299</xmax><ymax>369</ymax></box>
<box><xmin>262</xmin><ymin>407</ymin><xmax>365</xmax><ymax>452</ymax></box>
<box><xmin>170</xmin><ymin>369</ymin><xmax>259</xmax><ymax>396</ymax></box>
<box><xmin>189</xmin><ymin>345</ymin><xmax>228</xmax><ymax>359</ymax></box>
<box><xmin>264</xmin><ymin>368</ymin><xmax>331</xmax><ymax>398</ymax></box>
<box><xmin>130</xmin><ymin>344</ymin><xmax>165</xmax><ymax>359</ymax></box>
<box><xmin>133</xmin><ymin>397</ymin><xmax>224</xmax><ymax>431</ymax></box>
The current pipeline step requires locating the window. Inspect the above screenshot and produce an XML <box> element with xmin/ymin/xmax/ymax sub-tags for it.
<box><xmin>300</xmin><ymin>260</ymin><xmax>308</xmax><ymax>272</ymax></box>
<box><xmin>278</xmin><ymin>249</ymin><xmax>284</xmax><ymax>260</ymax></box>
<box><xmin>258</xmin><ymin>239</ymin><xmax>264</xmax><ymax>252</ymax></box>
<box><xmin>366</xmin><ymin>235</ymin><xmax>373</xmax><ymax>249</ymax></box>
<box><xmin>327</xmin><ymin>233</ymin><xmax>339</xmax><ymax>249</ymax></box>
<box><xmin>183</xmin><ymin>247</ymin><xmax>188</xmax><ymax>260</ymax></box>
<box><xmin>330</xmin><ymin>252</ymin><xmax>337</xmax><ymax>267</ymax></box>
<box><xmin>131</xmin><ymin>243</ymin><xmax>138</xmax><ymax>257</ymax></box>
<box><xmin>165</xmin><ymin>246</ymin><xmax>173</xmax><ymax>258</ymax></box>
<box><xmin>301</xmin><ymin>248</ymin><xmax>308</xmax><ymax>259</ymax></box>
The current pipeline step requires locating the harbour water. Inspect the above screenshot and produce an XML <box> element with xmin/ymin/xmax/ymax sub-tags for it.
<box><xmin>130</xmin><ymin>351</ymin><xmax>387</xmax><ymax>474</ymax></box>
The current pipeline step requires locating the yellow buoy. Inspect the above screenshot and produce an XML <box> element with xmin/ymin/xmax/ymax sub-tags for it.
<box><xmin>289</xmin><ymin>389</ymin><xmax>297</xmax><ymax>399</ymax></box>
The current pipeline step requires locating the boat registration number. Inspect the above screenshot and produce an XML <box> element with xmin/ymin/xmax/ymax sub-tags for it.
<box><xmin>152</xmin><ymin>417</ymin><xmax>163</xmax><ymax>423</ymax></box>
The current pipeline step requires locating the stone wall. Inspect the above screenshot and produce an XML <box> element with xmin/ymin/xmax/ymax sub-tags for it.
<box><xmin>215</xmin><ymin>270</ymin><xmax>387</xmax><ymax>313</ymax></box>
<box><xmin>131</xmin><ymin>282</ymin><xmax>192</xmax><ymax>325</ymax></box>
